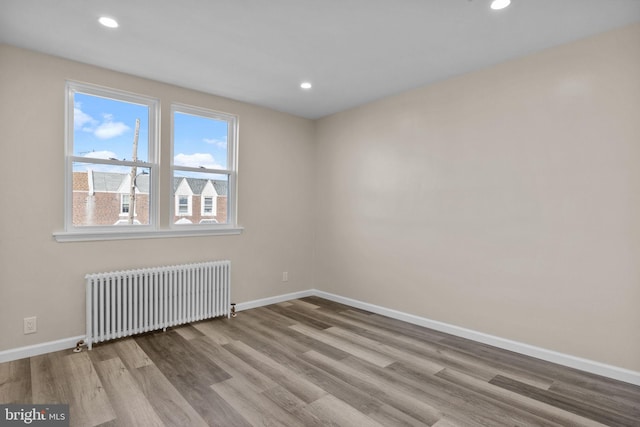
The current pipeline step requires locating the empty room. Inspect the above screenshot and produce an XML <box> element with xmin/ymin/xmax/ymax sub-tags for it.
<box><xmin>1</xmin><ymin>0</ymin><xmax>639</xmax><ymax>426</ymax></box>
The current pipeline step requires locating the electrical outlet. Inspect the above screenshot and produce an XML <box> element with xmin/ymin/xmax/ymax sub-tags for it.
<box><xmin>282</xmin><ymin>271</ymin><xmax>288</xmax><ymax>282</ymax></box>
<box><xmin>24</xmin><ymin>316</ymin><xmax>37</xmax><ymax>334</ymax></box>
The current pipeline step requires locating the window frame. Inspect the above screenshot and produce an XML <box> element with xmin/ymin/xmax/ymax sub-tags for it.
<box><xmin>63</xmin><ymin>81</ymin><xmax>159</xmax><ymax>234</ymax></box>
<box><xmin>170</xmin><ymin>103</ymin><xmax>239</xmax><ymax>229</ymax></box>
<box><xmin>54</xmin><ymin>82</ymin><xmax>242</xmax><ymax>242</ymax></box>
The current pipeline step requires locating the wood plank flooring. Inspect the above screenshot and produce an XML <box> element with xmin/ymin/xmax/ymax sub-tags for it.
<box><xmin>1</xmin><ymin>296</ymin><xmax>639</xmax><ymax>426</ymax></box>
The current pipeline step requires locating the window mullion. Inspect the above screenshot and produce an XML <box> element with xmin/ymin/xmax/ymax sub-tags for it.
<box><xmin>173</xmin><ymin>166</ymin><xmax>232</xmax><ymax>176</ymax></box>
<box><xmin>70</xmin><ymin>156</ymin><xmax>152</xmax><ymax>168</ymax></box>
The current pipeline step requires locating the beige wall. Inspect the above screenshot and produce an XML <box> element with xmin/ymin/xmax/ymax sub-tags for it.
<box><xmin>315</xmin><ymin>24</ymin><xmax>640</xmax><ymax>371</ymax></box>
<box><xmin>0</xmin><ymin>44</ymin><xmax>316</xmax><ymax>352</ymax></box>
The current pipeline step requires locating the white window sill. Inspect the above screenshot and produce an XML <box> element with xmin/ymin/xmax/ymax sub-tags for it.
<box><xmin>53</xmin><ymin>226</ymin><xmax>243</xmax><ymax>242</ymax></box>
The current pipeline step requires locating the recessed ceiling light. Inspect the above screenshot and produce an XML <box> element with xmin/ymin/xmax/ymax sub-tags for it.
<box><xmin>98</xmin><ymin>16</ymin><xmax>119</xmax><ymax>28</ymax></box>
<box><xmin>300</xmin><ymin>82</ymin><xmax>312</xmax><ymax>90</ymax></box>
<box><xmin>490</xmin><ymin>0</ymin><xmax>511</xmax><ymax>10</ymax></box>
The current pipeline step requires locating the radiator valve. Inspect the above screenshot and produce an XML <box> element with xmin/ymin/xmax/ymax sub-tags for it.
<box><xmin>73</xmin><ymin>340</ymin><xmax>86</xmax><ymax>353</ymax></box>
<box><xmin>230</xmin><ymin>303</ymin><xmax>237</xmax><ymax>317</ymax></box>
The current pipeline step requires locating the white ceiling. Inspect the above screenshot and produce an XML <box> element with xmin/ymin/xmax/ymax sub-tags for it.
<box><xmin>1</xmin><ymin>0</ymin><xmax>639</xmax><ymax>119</ymax></box>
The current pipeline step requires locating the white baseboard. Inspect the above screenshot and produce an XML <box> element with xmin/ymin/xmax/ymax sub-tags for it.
<box><xmin>2</xmin><ymin>289</ymin><xmax>639</xmax><ymax>388</ymax></box>
<box><xmin>0</xmin><ymin>335</ymin><xmax>85</xmax><ymax>364</ymax></box>
<box><xmin>235</xmin><ymin>289</ymin><xmax>315</xmax><ymax>312</ymax></box>
<box><xmin>0</xmin><ymin>291</ymin><xmax>314</xmax><ymax>363</ymax></box>
<box><xmin>312</xmin><ymin>290</ymin><xmax>640</xmax><ymax>387</ymax></box>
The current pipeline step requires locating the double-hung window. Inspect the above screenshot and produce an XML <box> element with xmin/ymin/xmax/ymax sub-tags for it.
<box><xmin>120</xmin><ymin>194</ymin><xmax>131</xmax><ymax>215</ymax></box>
<box><xmin>57</xmin><ymin>82</ymin><xmax>240</xmax><ymax>241</ymax></box>
<box><xmin>65</xmin><ymin>82</ymin><xmax>158</xmax><ymax>232</ymax></box>
<box><xmin>171</xmin><ymin>104</ymin><xmax>238</xmax><ymax>228</ymax></box>
<box><xmin>202</xmin><ymin>196</ymin><xmax>215</xmax><ymax>216</ymax></box>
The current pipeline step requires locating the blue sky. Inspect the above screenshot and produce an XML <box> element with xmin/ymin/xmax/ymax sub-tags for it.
<box><xmin>173</xmin><ymin>111</ymin><xmax>228</xmax><ymax>170</ymax></box>
<box><xmin>73</xmin><ymin>93</ymin><xmax>228</xmax><ymax>173</ymax></box>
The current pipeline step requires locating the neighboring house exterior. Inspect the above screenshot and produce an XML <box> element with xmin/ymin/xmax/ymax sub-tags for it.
<box><xmin>72</xmin><ymin>171</ymin><xmax>227</xmax><ymax>226</ymax></box>
<box><xmin>172</xmin><ymin>176</ymin><xmax>228</xmax><ymax>225</ymax></box>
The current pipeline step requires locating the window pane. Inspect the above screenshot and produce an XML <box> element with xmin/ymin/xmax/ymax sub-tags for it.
<box><xmin>178</xmin><ymin>196</ymin><xmax>189</xmax><ymax>214</ymax></box>
<box><xmin>173</xmin><ymin>171</ymin><xmax>228</xmax><ymax>224</ymax></box>
<box><xmin>203</xmin><ymin>197</ymin><xmax>213</xmax><ymax>214</ymax></box>
<box><xmin>121</xmin><ymin>194</ymin><xmax>130</xmax><ymax>214</ymax></box>
<box><xmin>173</xmin><ymin>111</ymin><xmax>228</xmax><ymax>170</ymax></box>
<box><xmin>169</xmin><ymin>103</ymin><xmax>236</xmax><ymax>230</ymax></box>
<box><xmin>74</xmin><ymin>92</ymin><xmax>149</xmax><ymax>163</ymax></box>
<box><xmin>72</xmin><ymin>162</ymin><xmax>151</xmax><ymax>226</ymax></box>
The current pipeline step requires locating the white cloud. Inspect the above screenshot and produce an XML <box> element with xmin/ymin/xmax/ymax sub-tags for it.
<box><xmin>74</xmin><ymin>108</ymin><xmax>130</xmax><ymax>139</ymax></box>
<box><xmin>174</xmin><ymin>153</ymin><xmax>223</xmax><ymax>169</ymax></box>
<box><xmin>74</xmin><ymin>106</ymin><xmax>97</xmax><ymax>130</ymax></box>
<box><xmin>94</xmin><ymin>115</ymin><xmax>130</xmax><ymax>139</ymax></box>
<box><xmin>83</xmin><ymin>150</ymin><xmax>118</xmax><ymax>160</ymax></box>
<box><xmin>203</xmin><ymin>137</ymin><xmax>227</xmax><ymax>149</ymax></box>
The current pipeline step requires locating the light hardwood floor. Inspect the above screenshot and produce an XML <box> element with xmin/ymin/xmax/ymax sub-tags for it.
<box><xmin>1</xmin><ymin>297</ymin><xmax>639</xmax><ymax>426</ymax></box>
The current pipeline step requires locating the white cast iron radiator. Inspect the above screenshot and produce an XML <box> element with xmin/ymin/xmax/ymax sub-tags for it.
<box><xmin>85</xmin><ymin>260</ymin><xmax>231</xmax><ymax>349</ymax></box>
